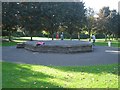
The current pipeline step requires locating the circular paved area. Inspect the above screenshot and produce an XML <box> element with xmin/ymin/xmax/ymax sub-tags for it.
<box><xmin>2</xmin><ymin>46</ymin><xmax>119</xmax><ymax>66</ymax></box>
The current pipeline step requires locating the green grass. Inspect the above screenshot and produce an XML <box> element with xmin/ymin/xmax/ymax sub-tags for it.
<box><xmin>1</xmin><ymin>37</ymin><xmax>119</xmax><ymax>47</ymax></box>
<box><xmin>95</xmin><ymin>41</ymin><xmax>120</xmax><ymax>47</ymax></box>
<box><xmin>0</xmin><ymin>37</ymin><xmax>29</xmax><ymax>46</ymax></box>
<box><xmin>0</xmin><ymin>42</ymin><xmax>18</xmax><ymax>46</ymax></box>
<box><xmin>2</xmin><ymin>62</ymin><xmax>119</xmax><ymax>88</ymax></box>
<box><xmin>0</xmin><ymin>36</ymin><xmax>51</xmax><ymax>46</ymax></box>
<box><xmin>80</xmin><ymin>39</ymin><xmax>119</xmax><ymax>47</ymax></box>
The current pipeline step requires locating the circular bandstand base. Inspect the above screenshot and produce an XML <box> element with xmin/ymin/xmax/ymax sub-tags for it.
<box><xmin>23</xmin><ymin>40</ymin><xmax>93</xmax><ymax>53</ymax></box>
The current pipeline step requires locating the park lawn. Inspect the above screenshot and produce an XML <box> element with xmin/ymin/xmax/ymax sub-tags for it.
<box><xmin>95</xmin><ymin>42</ymin><xmax>119</xmax><ymax>47</ymax></box>
<box><xmin>0</xmin><ymin>41</ymin><xmax>18</xmax><ymax>46</ymax></box>
<box><xmin>0</xmin><ymin>36</ymin><xmax>51</xmax><ymax>47</ymax></box>
<box><xmin>1</xmin><ymin>37</ymin><xmax>119</xmax><ymax>47</ymax></box>
<box><xmin>0</xmin><ymin>38</ymin><xmax>28</xmax><ymax>46</ymax></box>
<box><xmin>95</xmin><ymin>41</ymin><xmax>120</xmax><ymax>47</ymax></box>
<box><xmin>2</xmin><ymin>62</ymin><xmax>118</xmax><ymax>88</ymax></box>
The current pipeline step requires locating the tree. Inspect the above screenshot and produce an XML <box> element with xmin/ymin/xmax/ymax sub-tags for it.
<box><xmin>2</xmin><ymin>2</ymin><xmax>19</xmax><ymax>41</ymax></box>
<box><xmin>98</xmin><ymin>7</ymin><xmax>110</xmax><ymax>18</ymax></box>
<box><xmin>2</xmin><ymin>2</ymin><xmax>86</xmax><ymax>41</ymax></box>
<box><xmin>18</xmin><ymin>2</ymin><xmax>43</xmax><ymax>41</ymax></box>
<box><xmin>60</xmin><ymin>2</ymin><xmax>86</xmax><ymax>40</ymax></box>
<box><xmin>96</xmin><ymin>15</ymin><xmax>110</xmax><ymax>41</ymax></box>
<box><xmin>40</xmin><ymin>2</ymin><xmax>61</xmax><ymax>40</ymax></box>
<box><xmin>108</xmin><ymin>10</ymin><xmax>119</xmax><ymax>39</ymax></box>
<box><xmin>118</xmin><ymin>14</ymin><xmax>120</xmax><ymax>38</ymax></box>
<box><xmin>85</xmin><ymin>7</ymin><xmax>95</xmax><ymax>41</ymax></box>
<box><xmin>39</xmin><ymin>2</ymin><xmax>86</xmax><ymax>40</ymax></box>
<box><xmin>96</xmin><ymin>7</ymin><xmax>119</xmax><ymax>40</ymax></box>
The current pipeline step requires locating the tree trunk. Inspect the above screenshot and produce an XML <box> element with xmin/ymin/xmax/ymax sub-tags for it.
<box><xmin>112</xmin><ymin>34</ymin><xmax>114</xmax><ymax>40</ymax></box>
<box><xmin>108</xmin><ymin>34</ymin><xmax>111</xmax><ymax>40</ymax></box>
<box><xmin>8</xmin><ymin>30</ymin><xmax>12</xmax><ymax>41</ymax></box>
<box><xmin>30</xmin><ymin>29</ymin><xmax>33</xmax><ymax>41</ymax></box>
<box><xmin>52</xmin><ymin>33</ymin><xmax>54</xmax><ymax>40</ymax></box>
<box><xmin>78</xmin><ymin>32</ymin><xmax>80</xmax><ymax>40</ymax></box>
<box><xmin>112</xmin><ymin>37</ymin><xmax>113</xmax><ymax>40</ymax></box>
<box><xmin>115</xmin><ymin>35</ymin><xmax>118</xmax><ymax>40</ymax></box>
<box><xmin>88</xmin><ymin>29</ymin><xmax>91</xmax><ymax>41</ymax></box>
<box><xmin>70</xmin><ymin>34</ymin><xmax>72</xmax><ymax>40</ymax></box>
<box><xmin>30</xmin><ymin>36</ymin><xmax>33</xmax><ymax>41</ymax></box>
<box><xmin>51</xmin><ymin>30</ymin><xmax>54</xmax><ymax>40</ymax></box>
<box><xmin>104</xmin><ymin>34</ymin><xmax>107</xmax><ymax>41</ymax></box>
<box><xmin>48</xmin><ymin>34</ymin><xmax>49</xmax><ymax>39</ymax></box>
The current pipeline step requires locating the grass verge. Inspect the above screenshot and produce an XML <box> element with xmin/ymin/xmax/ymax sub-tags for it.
<box><xmin>1</xmin><ymin>37</ymin><xmax>119</xmax><ymax>48</ymax></box>
<box><xmin>0</xmin><ymin>42</ymin><xmax>18</xmax><ymax>46</ymax></box>
<box><xmin>1</xmin><ymin>38</ymin><xmax>28</xmax><ymax>46</ymax></box>
<box><xmin>2</xmin><ymin>62</ymin><xmax>119</xmax><ymax>88</ymax></box>
<box><xmin>95</xmin><ymin>41</ymin><xmax>120</xmax><ymax>47</ymax></box>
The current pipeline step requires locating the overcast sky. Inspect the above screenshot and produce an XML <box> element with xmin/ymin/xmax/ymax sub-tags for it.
<box><xmin>82</xmin><ymin>0</ymin><xmax>119</xmax><ymax>13</ymax></box>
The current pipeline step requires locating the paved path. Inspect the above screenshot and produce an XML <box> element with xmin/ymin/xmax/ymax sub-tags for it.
<box><xmin>2</xmin><ymin>46</ymin><xmax>119</xmax><ymax>66</ymax></box>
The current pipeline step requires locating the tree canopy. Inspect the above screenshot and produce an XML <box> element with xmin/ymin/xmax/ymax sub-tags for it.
<box><xmin>2</xmin><ymin>2</ymin><xmax>86</xmax><ymax>40</ymax></box>
<box><xmin>2</xmin><ymin>2</ymin><xmax>119</xmax><ymax>41</ymax></box>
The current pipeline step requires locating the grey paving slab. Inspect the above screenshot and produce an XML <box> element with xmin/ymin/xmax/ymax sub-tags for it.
<box><xmin>2</xmin><ymin>46</ymin><xmax>119</xmax><ymax>66</ymax></box>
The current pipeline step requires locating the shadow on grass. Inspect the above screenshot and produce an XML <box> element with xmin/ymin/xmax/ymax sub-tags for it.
<box><xmin>48</xmin><ymin>64</ymin><xmax>119</xmax><ymax>75</ymax></box>
<box><xmin>2</xmin><ymin>62</ymin><xmax>61</xmax><ymax>88</ymax></box>
<box><xmin>2</xmin><ymin>62</ymin><xmax>119</xmax><ymax>88</ymax></box>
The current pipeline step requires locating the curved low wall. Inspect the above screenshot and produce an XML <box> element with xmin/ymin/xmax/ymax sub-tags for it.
<box><xmin>24</xmin><ymin>40</ymin><xmax>93</xmax><ymax>53</ymax></box>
